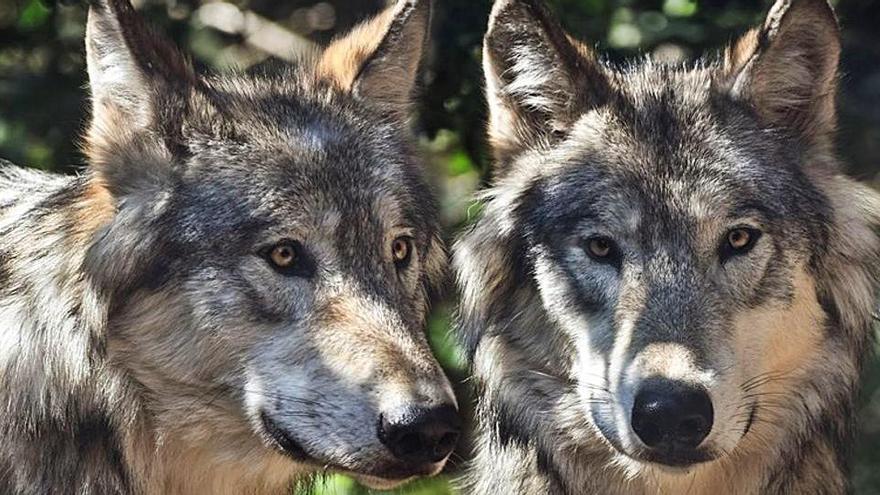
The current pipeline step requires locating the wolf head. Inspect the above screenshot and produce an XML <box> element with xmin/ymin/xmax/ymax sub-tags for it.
<box><xmin>459</xmin><ymin>0</ymin><xmax>880</xmax><ymax>479</ymax></box>
<box><xmin>80</xmin><ymin>0</ymin><xmax>458</xmax><ymax>487</ymax></box>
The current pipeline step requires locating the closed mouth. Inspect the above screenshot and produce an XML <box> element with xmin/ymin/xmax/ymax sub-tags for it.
<box><xmin>260</xmin><ymin>411</ymin><xmax>311</xmax><ymax>461</ymax></box>
<box><xmin>258</xmin><ymin>411</ymin><xmax>442</xmax><ymax>483</ymax></box>
<box><xmin>639</xmin><ymin>447</ymin><xmax>715</xmax><ymax>468</ymax></box>
<box><xmin>611</xmin><ymin>439</ymin><xmax>716</xmax><ymax>468</ymax></box>
<box><xmin>351</xmin><ymin>472</ymin><xmax>417</xmax><ymax>491</ymax></box>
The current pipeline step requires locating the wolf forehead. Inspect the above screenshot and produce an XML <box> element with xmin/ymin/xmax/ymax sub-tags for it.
<box><xmin>510</xmin><ymin>64</ymin><xmax>832</xmax><ymax>243</ymax></box>
<box><xmin>162</xmin><ymin>76</ymin><xmax>439</xmax><ymax>238</ymax></box>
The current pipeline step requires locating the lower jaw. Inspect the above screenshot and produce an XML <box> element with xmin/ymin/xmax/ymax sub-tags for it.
<box><xmin>295</xmin><ymin>458</ymin><xmax>441</xmax><ymax>490</ymax></box>
<box><xmin>260</xmin><ymin>419</ymin><xmax>443</xmax><ymax>487</ymax></box>
<box><xmin>644</xmin><ymin>461</ymin><xmax>705</xmax><ymax>475</ymax></box>
<box><xmin>344</xmin><ymin>461</ymin><xmax>444</xmax><ymax>489</ymax></box>
<box><xmin>612</xmin><ymin>447</ymin><xmax>717</xmax><ymax>472</ymax></box>
<box><xmin>632</xmin><ymin>455</ymin><xmax>716</xmax><ymax>472</ymax></box>
<box><xmin>351</xmin><ymin>473</ymin><xmax>415</xmax><ymax>490</ymax></box>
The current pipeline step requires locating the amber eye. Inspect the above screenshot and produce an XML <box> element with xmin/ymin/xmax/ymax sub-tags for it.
<box><xmin>391</xmin><ymin>236</ymin><xmax>413</xmax><ymax>267</ymax></box>
<box><xmin>269</xmin><ymin>243</ymin><xmax>297</xmax><ymax>269</ymax></box>
<box><xmin>728</xmin><ymin>229</ymin><xmax>751</xmax><ymax>250</ymax></box>
<box><xmin>587</xmin><ymin>237</ymin><xmax>613</xmax><ymax>259</ymax></box>
<box><xmin>720</xmin><ymin>227</ymin><xmax>761</xmax><ymax>261</ymax></box>
<box><xmin>261</xmin><ymin>240</ymin><xmax>313</xmax><ymax>277</ymax></box>
<box><xmin>582</xmin><ymin>236</ymin><xmax>620</xmax><ymax>268</ymax></box>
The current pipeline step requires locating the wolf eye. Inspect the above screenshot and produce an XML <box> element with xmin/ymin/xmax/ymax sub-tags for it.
<box><xmin>583</xmin><ymin>236</ymin><xmax>619</xmax><ymax>265</ymax></box>
<box><xmin>588</xmin><ymin>238</ymin><xmax>612</xmax><ymax>258</ymax></box>
<box><xmin>391</xmin><ymin>236</ymin><xmax>414</xmax><ymax>269</ymax></box>
<box><xmin>261</xmin><ymin>241</ymin><xmax>311</xmax><ymax>277</ymax></box>
<box><xmin>270</xmin><ymin>244</ymin><xmax>297</xmax><ymax>268</ymax></box>
<box><xmin>720</xmin><ymin>227</ymin><xmax>762</xmax><ymax>261</ymax></box>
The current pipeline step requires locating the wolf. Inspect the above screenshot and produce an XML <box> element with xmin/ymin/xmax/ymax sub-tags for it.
<box><xmin>0</xmin><ymin>0</ymin><xmax>462</xmax><ymax>493</ymax></box>
<box><xmin>455</xmin><ymin>0</ymin><xmax>880</xmax><ymax>493</ymax></box>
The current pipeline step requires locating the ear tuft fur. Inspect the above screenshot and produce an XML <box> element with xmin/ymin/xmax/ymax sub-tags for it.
<box><xmin>483</xmin><ymin>0</ymin><xmax>609</xmax><ymax>174</ymax></box>
<box><xmin>86</xmin><ymin>0</ymin><xmax>195</xmax><ymax>127</ymax></box>
<box><xmin>720</xmin><ymin>0</ymin><xmax>840</xmax><ymax>148</ymax></box>
<box><xmin>317</xmin><ymin>0</ymin><xmax>431</xmax><ymax>121</ymax></box>
<box><xmin>85</xmin><ymin>0</ymin><xmax>196</xmax><ymax>199</ymax></box>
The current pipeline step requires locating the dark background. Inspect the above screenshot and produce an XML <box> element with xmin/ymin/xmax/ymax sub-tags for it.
<box><xmin>0</xmin><ymin>0</ymin><xmax>877</xmax><ymax>493</ymax></box>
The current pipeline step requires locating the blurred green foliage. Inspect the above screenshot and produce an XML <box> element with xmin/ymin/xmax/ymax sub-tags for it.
<box><xmin>1</xmin><ymin>0</ymin><xmax>878</xmax><ymax>493</ymax></box>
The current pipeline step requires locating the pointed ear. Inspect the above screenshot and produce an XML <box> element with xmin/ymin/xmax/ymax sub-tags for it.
<box><xmin>720</xmin><ymin>0</ymin><xmax>840</xmax><ymax>147</ymax></box>
<box><xmin>483</xmin><ymin>0</ymin><xmax>610</xmax><ymax>169</ymax></box>
<box><xmin>317</xmin><ymin>0</ymin><xmax>431</xmax><ymax>120</ymax></box>
<box><xmin>85</xmin><ymin>0</ymin><xmax>197</xmax><ymax>179</ymax></box>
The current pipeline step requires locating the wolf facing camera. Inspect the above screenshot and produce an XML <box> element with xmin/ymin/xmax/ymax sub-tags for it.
<box><xmin>456</xmin><ymin>0</ymin><xmax>880</xmax><ymax>493</ymax></box>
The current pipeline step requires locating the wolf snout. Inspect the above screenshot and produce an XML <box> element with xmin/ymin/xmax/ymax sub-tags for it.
<box><xmin>631</xmin><ymin>378</ymin><xmax>714</xmax><ymax>462</ymax></box>
<box><xmin>378</xmin><ymin>404</ymin><xmax>461</xmax><ymax>466</ymax></box>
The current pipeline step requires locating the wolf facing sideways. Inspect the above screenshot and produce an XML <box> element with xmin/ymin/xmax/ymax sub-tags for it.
<box><xmin>0</xmin><ymin>0</ymin><xmax>462</xmax><ymax>493</ymax></box>
<box><xmin>456</xmin><ymin>0</ymin><xmax>880</xmax><ymax>493</ymax></box>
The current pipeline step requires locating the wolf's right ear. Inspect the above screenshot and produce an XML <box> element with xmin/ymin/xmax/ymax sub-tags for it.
<box><xmin>720</xmin><ymin>0</ymin><xmax>840</xmax><ymax>148</ymax></box>
<box><xmin>483</xmin><ymin>0</ymin><xmax>609</xmax><ymax>171</ymax></box>
<box><xmin>317</xmin><ymin>0</ymin><xmax>431</xmax><ymax>121</ymax></box>
<box><xmin>85</xmin><ymin>0</ymin><xmax>197</xmax><ymax>195</ymax></box>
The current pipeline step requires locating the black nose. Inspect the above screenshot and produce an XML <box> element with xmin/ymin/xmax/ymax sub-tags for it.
<box><xmin>379</xmin><ymin>404</ymin><xmax>461</xmax><ymax>465</ymax></box>
<box><xmin>631</xmin><ymin>379</ymin><xmax>713</xmax><ymax>451</ymax></box>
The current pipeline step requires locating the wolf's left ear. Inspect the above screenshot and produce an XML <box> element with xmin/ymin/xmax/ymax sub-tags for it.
<box><xmin>483</xmin><ymin>0</ymin><xmax>610</xmax><ymax>171</ymax></box>
<box><xmin>721</xmin><ymin>0</ymin><xmax>840</xmax><ymax>146</ymax></box>
<box><xmin>317</xmin><ymin>0</ymin><xmax>431</xmax><ymax>120</ymax></box>
<box><xmin>85</xmin><ymin>0</ymin><xmax>197</xmax><ymax>189</ymax></box>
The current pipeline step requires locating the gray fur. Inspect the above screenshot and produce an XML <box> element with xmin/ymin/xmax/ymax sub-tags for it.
<box><xmin>457</xmin><ymin>0</ymin><xmax>880</xmax><ymax>493</ymax></box>
<box><xmin>0</xmin><ymin>1</ymin><xmax>456</xmax><ymax>494</ymax></box>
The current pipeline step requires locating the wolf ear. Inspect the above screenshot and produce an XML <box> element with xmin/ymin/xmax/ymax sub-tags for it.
<box><xmin>721</xmin><ymin>0</ymin><xmax>840</xmax><ymax>146</ymax></box>
<box><xmin>317</xmin><ymin>0</ymin><xmax>431</xmax><ymax>120</ymax></box>
<box><xmin>85</xmin><ymin>0</ymin><xmax>197</xmax><ymax>191</ymax></box>
<box><xmin>483</xmin><ymin>0</ymin><xmax>609</xmax><ymax>170</ymax></box>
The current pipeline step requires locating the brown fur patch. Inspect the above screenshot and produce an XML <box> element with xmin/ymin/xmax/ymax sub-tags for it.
<box><xmin>317</xmin><ymin>7</ymin><xmax>396</xmax><ymax>91</ymax></box>
<box><xmin>722</xmin><ymin>28</ymin><xmax>759</xmax><ymax>78</ymax></box>
<box><xmin>73</xmin><ymin>178</ymin><xmax>116</xmax><ymax>244</ymax></box>
<box><xmin>315</xmin><ymin>293</ymin><xmax>431</xmax><ymax>379</ymax></box>
<box><xmin>84</xmin><ymin>104</ymin><xmax>133</xmax><ymax>168</ymax></box>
